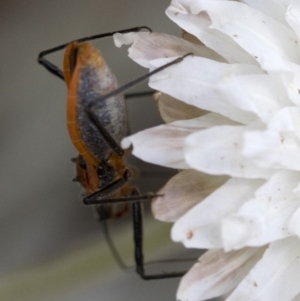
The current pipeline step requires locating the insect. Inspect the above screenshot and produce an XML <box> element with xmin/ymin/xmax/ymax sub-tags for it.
<box><xmin>38</xmin><ymin>26</ymin><xmax>191</xmax><ymax>279</ymax></box>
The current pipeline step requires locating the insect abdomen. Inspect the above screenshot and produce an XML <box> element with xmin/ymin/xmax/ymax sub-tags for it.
<box><xmin>66</xmin><ymin>42</ymin><xmax>129</xmax><ymax>166</ymax></box>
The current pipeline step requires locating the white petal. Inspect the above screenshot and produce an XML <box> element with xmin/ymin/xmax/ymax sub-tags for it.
<box><xmin>122</xmin><ymin>113</ymin><xmax>236</xmax><ymax>169</ymax></box>
<box><xmin>149</xmin><ymin>55</ymin><xmax>262</xmax><ymax>124</ymax></box>
<box><xmin>177</xmin><ymin>247</ymin><xmax>265</xmax><ymax>301</ymax></box>
<box><xmin>113</xmin><ymin>32</ymin><xmax>225</xmax><ymax>68</ymax></box>
<box><xmin>171</xmin><ymin>178</ymin><xmax>264</xmax><ymax>249</ymax></box>
<box><xmin>243</xmin><ymin>130</ymin><xmax>300</xmax><ymax>170</ymax></box>
<box><xmin>151</xmin><ymin>57</ymin><xmax>291</xmax><ymax>124</ymax></box>
<box><xmin>191</xmin><ymin>0</ymin><xmax>300</xmax><ymax>71</ymax></box>
<box><xmin>242</xmin><ymin>0</ymin><xmax>289</xmax><ymax>25</ymax></box>
<box><xmin>154</xmin><ymin>92</ymin><xmax>206</xmax><ymax>124</ymax></box>
<box><xmin>289</xmin><ymin>206</ymin><xmax>300</xmax><ymax>238</ymax></box>
<box><xmin>294</xmin><ymin>181</ymin><xmax>300</xmax><ymax>198</ymax></box>
<box><xmin>281</xmin><ymin>64</ymin><xmax>300</xmax><ymax>107</ymax></box>
<box><xmin>227</xmin><ymin>237</ymin><xmax>300</xmax><ymax>301</ymax></box>
<box><xmin>122</xmin><ymin>122</ymin><xmax>189</xmax><ymax>169</ymax></box>
<box><xmin>286</xmin><ymin>1</ymin><xmax>300</xmax><ymax>41</ymax></box>
<box><xmin>268</xmin><ymin>107</ymin><xmax>300</xmax><ymax>140</ymax></box>
<box><xmin>152</xmin><ymin>170</ymin><xmax>228</xmax><ymax>222</ymax></box>
<box><xmin>222</xmin><ymin>170</ymin><xmax>300</xmax><ymax>251</ymax></box>
<box><xmin>166</xmin><ymin>0</ymin><xmax>259</xmax><ymax>65</ymax></box>
<box><xmin>185</xmin><ymin>125</ymin><xmax>273</xmax><ymax>179</ymax></box>
<box><xmin>216</xmin><ymin>73</ymin><xmax>291</xmax><ymax>124</ymax></box>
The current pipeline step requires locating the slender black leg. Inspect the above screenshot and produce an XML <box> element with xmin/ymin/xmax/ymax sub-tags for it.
<box><xmin>87</xmin><ymin>53</ymin><xmax>193</xmax><ymax>111</ymax></box>
<box><xmin>83</xmin><ymin>169</ymin><xmax>131</xmax><ymax>204</ymax></box>
<box><xmin>124</xmin><ymin>91</ymin><xmax>154</xmax><ymax>99</ymax></box>
<box><xmin>131</xmin><ymin>190</ymin><xmax>186</xmax><ymax>280</ymax></box>
<box><xmin>132</xmin><ymin>202</ymin><xmax>145</xmax><ymax>277</ymax></box>
<box><xmin>83</xmin><ymin>170</ymin><xmax>160</xmax><ymax>205</ymax></box>
<box><xmin>93</xmin><ymin>190</ymin><xmax>189</xmax><ymax>280</ymax></box>
<box><xmin>86</xmin><ymin>110</ymin><xmax>125</xmax><ymax>157</ymax></box>
<box><xmin>38</xmin><ymin>26</ymin><xmax>152</xmax><ymax>81</ymax></box>
<box><xmin>85</xmin><ymin>192</ymin><xmax>159</xmax><ymax>205</ymax></box>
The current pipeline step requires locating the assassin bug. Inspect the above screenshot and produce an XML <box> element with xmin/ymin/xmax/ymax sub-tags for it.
<box><xmin>38</xmin><ymin>26</ymin><xmax>191</xmax><ymax>280</ymax></box>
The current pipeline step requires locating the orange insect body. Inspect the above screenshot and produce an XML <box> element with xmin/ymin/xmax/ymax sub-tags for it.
<box><xmin>63</xmin><ymin>42</ymin><xmax>130</xmax><ymax>196</ymax></box>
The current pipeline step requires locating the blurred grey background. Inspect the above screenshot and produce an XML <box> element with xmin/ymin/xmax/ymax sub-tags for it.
<box><xmin>0</xmin><ymin>0</ymin><xmax>204</xmax><ymax>300</ymax></box>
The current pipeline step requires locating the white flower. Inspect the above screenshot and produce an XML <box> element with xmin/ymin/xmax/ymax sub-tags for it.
<box><xmin>114</xmin><ymin>1</ymin><xmax>300</xmax><ymax>300</ymax></box>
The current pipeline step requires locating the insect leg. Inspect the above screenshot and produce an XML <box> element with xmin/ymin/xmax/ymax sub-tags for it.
<box><xmin>85</xmin><ymin>110</ymin><xmax>125</xmax><ymax>157</ymax></box>
<box><xmin>37</xmin><ymin>26</ymin><xmax>152</xmax><ymax>81</ymax></box>
<box><xmin>85</xmin><ymin>192</ymin><xmax>159</xmax><ymax>205</ymax></box>
<box><xmin>83</xmin><ymin>169</ymin><xmax>161</xmax><ymax>205</ymax></box>
<box><xmin>83</xmin><ymin>169</ymin><xmax>131</xmax><ymax>204</ymax></box>
<box><xmin>87</xmin><ymin>53</ymin><xmax>193</xmax><ymax>110</ymax></box>
<box><xmin>124</xmin><ymin>91</ymin><xmax>154</xmax><ymax>99</ymax></box>
<box><xmin>94</xmin><ymin>188</ymin><xmax>192</xmax><ymax>279</ymax></box>
<box><xmin>131</xmin><ymin>192</ymin><xmax>186</xmax><ymax>280</ymax></box>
